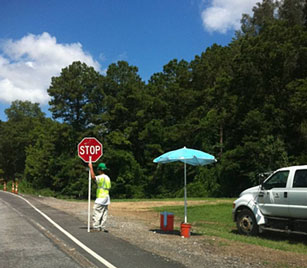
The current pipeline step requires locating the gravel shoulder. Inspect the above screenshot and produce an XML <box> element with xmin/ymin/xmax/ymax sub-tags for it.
<box><xmin>35</xmin><ymin>196</ymin><xmax>307</xmax><ymax>268</ymax></box>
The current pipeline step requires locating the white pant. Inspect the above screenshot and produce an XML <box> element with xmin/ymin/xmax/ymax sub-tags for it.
<box><xmin>92</xmin><ymin>203</ymin><xmax>108</xmax><ymax>229</ymax></box>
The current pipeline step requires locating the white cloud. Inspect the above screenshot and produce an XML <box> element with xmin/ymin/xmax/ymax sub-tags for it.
<box><xmin>0</xmin><ymin>32</ymin><xmax>101</xmax><ymax>104</ymax></box>
<box><xmin>201</xmin><ymin>0</ymin><xmax>258</xmax><ymax>33</ymax></box>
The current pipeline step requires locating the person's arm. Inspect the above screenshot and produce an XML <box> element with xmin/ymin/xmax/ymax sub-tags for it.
<box><xmin>88</xmin><ymin>162</ymin><xmax>96</xmax><ymax>180</ymax></box>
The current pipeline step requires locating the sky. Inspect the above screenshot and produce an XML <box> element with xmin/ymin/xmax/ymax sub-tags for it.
<box><xmin>0</xmin><ymin>0</ymin><xmax>261</xmax><ymax>121</ymax></box>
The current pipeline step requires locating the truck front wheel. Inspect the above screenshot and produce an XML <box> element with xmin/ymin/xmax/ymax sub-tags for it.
<box><xmin>236</xmin><ymin>209</ymin><xmax>259</xmax><ymax>236</ymax></box>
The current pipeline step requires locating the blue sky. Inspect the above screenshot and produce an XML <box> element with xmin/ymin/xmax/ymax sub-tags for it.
<box><xmin>0</xmin><ymin>0</ymin><xmax>259</xmax><ymax>121</ymax></box>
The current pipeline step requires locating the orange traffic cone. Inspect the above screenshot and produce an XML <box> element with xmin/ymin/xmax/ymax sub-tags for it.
<box><xmin>11</xmin><ymin>181</ymin><xmax>15</xmax><ymax>193</ymax></box>
<box><xmin>15</xmin><ymin>181</ymin><xmax>18</xmax><ymax>194</ymax></box>
<box><xmin>3</xmin><ymin>181</ymin><xmax>7</xmax><ymax>191</ymax></box>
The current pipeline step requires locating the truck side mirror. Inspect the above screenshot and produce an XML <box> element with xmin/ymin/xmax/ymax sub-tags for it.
<box><xmin>258</xmin><ymin>171</ymin><xmax>273</xmax><ymax>186</ymax></box>
<box><xmin>258</xmin><ymin>174</ymin><xmax>266</xmax><ymax>185</ymax></box>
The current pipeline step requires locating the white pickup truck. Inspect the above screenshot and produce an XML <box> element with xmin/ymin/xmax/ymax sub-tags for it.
<box><xmin>233</xmin><ymin>165</ymin><xmax>307</xmax><ymax>235</ymax></box>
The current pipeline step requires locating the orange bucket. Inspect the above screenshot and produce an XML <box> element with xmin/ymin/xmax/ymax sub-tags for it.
<box><xmin>180</xmin><ymin>223</ymin><xmax>191</xmax><ymax>238</ymax></box>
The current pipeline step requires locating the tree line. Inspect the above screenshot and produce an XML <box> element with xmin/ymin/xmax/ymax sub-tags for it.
<box><xmin>0</xmin><ymin>0</ymin><xmax>307</xmax><ymax>198</ymax></box>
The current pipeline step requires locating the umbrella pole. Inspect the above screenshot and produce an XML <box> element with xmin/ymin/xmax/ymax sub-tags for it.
<box><xmin>184</xmin><ymin>162</ymin><xmax>187</xmax><ymax>223</ymax></box>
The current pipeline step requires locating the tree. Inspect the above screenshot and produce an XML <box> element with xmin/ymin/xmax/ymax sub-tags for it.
<box><xmin>279</xmin><ymin>0</ymin><xmax>306</xmax><ymax>26</ymax></box>
<box><xmin>190</xmin><ymin>45</ymin><xmax>237</xmax><ymax>157</ymax></box>
<box><xmin>93</xmin><ymin>61</ymin><xmax>149</xmax><ymax>198</ymax></box>
<box><xmin>48</xmin><ymin>61</ymin><xmax>103</xmax><ymax>132</ymax></box>
<box><xmin>238</xmin><ymin>0</ymin><xmax>307</xmax><ymax>37</ymax></box>
<box><xmin>24</xmin><ymin>119</ymin><xmax>76</xmax><ymax>191</ymax></box>
<box><xmin>101</xmin><ymin>61</ymin><xmax>146</xmax><ymax>133</ymax></box>
<box><xmin>238</xmin><ymin>0</ymin><xmax>278</xmax><ymax>36</ymax></box>
<box><xmin>5</xmin><ymin>100</ymin><xmax>45</xmax><ymax>121</ymax></box>
<box><xmin>288</xmin><ymin>78</ymin><xmax>307</xmax><ymax>159</ymax></box>
<box><xmin>0</xmin><ymin>101</ymin><xmax>45</xmax><ymax>181</ymax></box>
<box><xmin>147</xmin><ymin>59</ymin><xmax>195</xmax><ymax>150</ymax></box>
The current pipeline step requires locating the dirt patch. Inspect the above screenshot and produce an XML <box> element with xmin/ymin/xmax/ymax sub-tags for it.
<box><xmin>36</xmin><ymin>196</ymin><xmax>307</xmax><ymax>268</ymax></box>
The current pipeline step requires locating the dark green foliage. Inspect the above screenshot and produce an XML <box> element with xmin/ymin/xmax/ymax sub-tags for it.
<box><xmin>48</xmin><ymin>61</ymin><xmax>103</xmax><ymax>132</ymax></box>
<box><xmin>1</xmin><ymin>1</ymin><xmax>307</xmax><ymax>198</ymax></box>
<box><xmin>0</xmin><ymin>101</ymin><xmax>45</xmax><ymax>180</ymax></box>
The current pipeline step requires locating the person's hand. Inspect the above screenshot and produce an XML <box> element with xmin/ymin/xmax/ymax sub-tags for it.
<box><xmin>88</xmin><ymin>162</ymin><xmax>93</xmax><ymax>169</ymax></box>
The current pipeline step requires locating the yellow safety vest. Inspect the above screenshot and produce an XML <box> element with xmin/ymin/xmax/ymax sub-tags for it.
<box><xmin>96</xmin><ymin>175</ymin><xmax>111</xmax><ymax>199</ymax></box>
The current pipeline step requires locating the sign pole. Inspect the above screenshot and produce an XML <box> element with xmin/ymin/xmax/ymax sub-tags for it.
<box><xmin>77</xmin><ymin>137</ymin><xmax>103</xmax><ymax>233</ymax></box>
<box><xmin>184</xmin><ymin>162</ymin><xmax>187</xmax><ymax>224</ymax></box>
<box><xmin>88</xmin><ymin>156</ymin><xmax>92</xmax><ymax>233</ymax></box>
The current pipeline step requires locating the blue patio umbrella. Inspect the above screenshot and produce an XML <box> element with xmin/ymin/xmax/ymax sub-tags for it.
<box><xmin>153</xmin><ymin>146</ymin><xmax>216</xmax><ymax>223</ymax></box>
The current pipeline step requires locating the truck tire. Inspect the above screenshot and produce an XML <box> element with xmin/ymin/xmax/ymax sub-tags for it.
<box><xmin>236</xmin><ymin>209</ymin><xmax>259</xmax><ymax>236</ymax></box>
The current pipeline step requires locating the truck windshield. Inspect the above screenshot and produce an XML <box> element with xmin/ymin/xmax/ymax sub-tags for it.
<box><xmin>262</xmin><ymin>170</ymin><xmax>289</xmax><ymax>190</ymax></box>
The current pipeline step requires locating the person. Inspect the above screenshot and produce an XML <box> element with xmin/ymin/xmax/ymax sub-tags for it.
<box><xmin>88</xmin><ymin>162</ymin><xmax>111</xmax><ymax>232</ymax></box>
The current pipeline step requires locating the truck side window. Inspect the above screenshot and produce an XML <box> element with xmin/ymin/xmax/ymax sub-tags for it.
<box><xmin>262</xmin><ymin>170</ymin><xmax>289</xmax><ymax>190</ymax></box>
<box><xmin>293</xmin><ymin>170</ymin><xmax>307</xmax><ymax>188</ymax></box>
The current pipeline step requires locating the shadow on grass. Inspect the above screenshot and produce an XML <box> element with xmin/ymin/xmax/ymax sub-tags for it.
<box><xmin>149</xmin><ymin>229</ymin><xmax>203</xmax><ymax>237</ymax></box>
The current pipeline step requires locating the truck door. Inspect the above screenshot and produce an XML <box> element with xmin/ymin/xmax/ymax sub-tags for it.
<box><xmin>258</xmin><ymin>170</ymin><xmax>290</xmax><ymax>217</ymax></box>
<box><xmin>288</xmin><ymin>169</ymin><xmax>307</xmax><ymax>219</ymax></box>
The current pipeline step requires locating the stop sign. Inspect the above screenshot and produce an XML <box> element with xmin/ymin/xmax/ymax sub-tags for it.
<box><xmin>78</xmin><ymin>137</ymin><xmax>103</xmax><ymax>163</ymax></box>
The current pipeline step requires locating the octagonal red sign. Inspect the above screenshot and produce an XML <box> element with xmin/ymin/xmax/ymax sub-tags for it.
<box><xmin>78</xmin><ymin>137</ymin><xmax>103</xmax><ymax>163</ymax></box>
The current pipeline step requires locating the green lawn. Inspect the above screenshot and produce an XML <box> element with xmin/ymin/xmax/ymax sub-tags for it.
<box><xmin>154</xmin><ymin>201</ymin><xmax>307</xmax><ymax>254</ymax></box>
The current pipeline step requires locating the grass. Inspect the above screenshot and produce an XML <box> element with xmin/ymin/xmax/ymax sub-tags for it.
<box><xmin>111</xmin><ymin>197</ymin><xmax>232</xmax><ymax>202</ymax></box>
<box><xmin>154</xmin><ymin>201</ymin><xmax>307</xmax><ymax>255</ymax></box>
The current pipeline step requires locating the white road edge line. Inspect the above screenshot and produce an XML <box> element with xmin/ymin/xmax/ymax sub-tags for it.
<box><xmin>8</xmin><ymin>192</ymin><xmax>118</xmax><ymax>268</ymax></box>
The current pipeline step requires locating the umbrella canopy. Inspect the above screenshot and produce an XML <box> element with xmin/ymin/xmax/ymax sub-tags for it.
<box><xmin>153</xmin><ymin>146</ymin><xmax>216</xmax><ymax>166</ymax></box>
<box><xmin>153</xmin><ymin>146</ymin><xmax>216</xmax><ymax>224</ymax></box>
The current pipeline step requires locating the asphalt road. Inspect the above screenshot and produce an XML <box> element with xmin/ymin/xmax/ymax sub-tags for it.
<box><xmin>0</xmin><ymin>191</ymin><xmax>185</xmax><ymax>268</ymax></box>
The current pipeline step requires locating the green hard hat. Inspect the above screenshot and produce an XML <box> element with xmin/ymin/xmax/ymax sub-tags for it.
<box><xmin>97</xmin><ymin>163</ymin><xmax>108</xmax><ymax>171</ymax></box>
